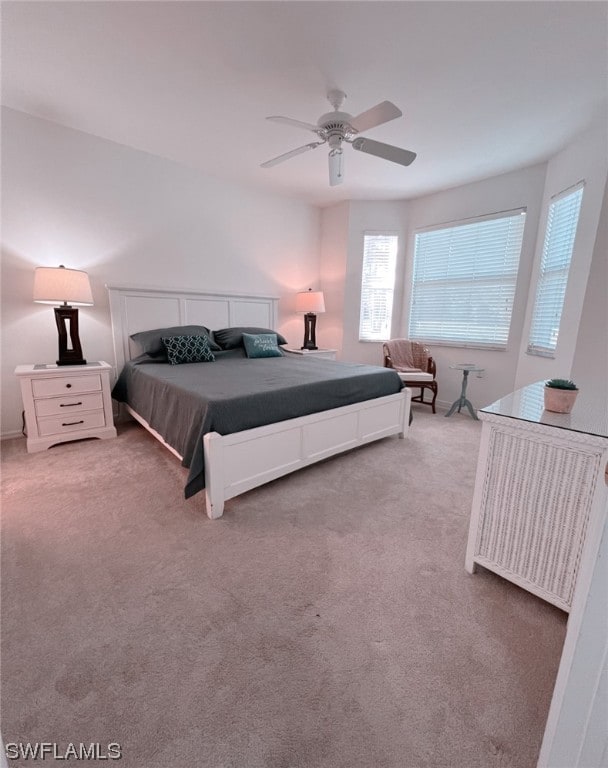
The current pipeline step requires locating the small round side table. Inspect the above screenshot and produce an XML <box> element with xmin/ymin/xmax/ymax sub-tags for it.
<box><xmin>445</xmin><ymin>363</ymin><xmax>485</xmax><ymax>420</ymax></box>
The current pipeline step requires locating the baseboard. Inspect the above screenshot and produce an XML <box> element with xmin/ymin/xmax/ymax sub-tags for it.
<box><xmin>409</xmin><ymin>398</ymin><xmax>448</xmax><ymax>413</ymax></box>
<box><xmin>1</xmin><ymin>430</ymin><xmax>25</xmax><ymax>441</ymax></box>
<box><xmin>412</xmin><ymin>398</ymin><xmax>484</xmax><ymax>416</ymax></box>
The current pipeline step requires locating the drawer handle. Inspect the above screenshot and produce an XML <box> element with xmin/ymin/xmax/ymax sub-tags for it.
<box><xmin>65</xmin><ymin>383</ymin><xmax>72</xmax><ymax>389</ymax></box>
<box><xmin>62</xmin><ymin>420</ymin><xmax>84</xmax><ymax>426</ymax></box>
<box><xmin>59</xmin><ymin>402</ymin><xmax>83</xmax><ymax>407</ymax></box>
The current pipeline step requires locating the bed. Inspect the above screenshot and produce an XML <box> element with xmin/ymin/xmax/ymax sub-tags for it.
<box><xmin>108</xmin><ymin>285</ymin><xmax>411</xmax><ymax>519</ymax></box>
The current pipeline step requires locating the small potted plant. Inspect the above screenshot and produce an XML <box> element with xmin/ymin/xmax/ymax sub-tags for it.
<box><xmin>544</xmin><ymin>378</ymin><xmax>579</xmax><ymax>413</ymax></box>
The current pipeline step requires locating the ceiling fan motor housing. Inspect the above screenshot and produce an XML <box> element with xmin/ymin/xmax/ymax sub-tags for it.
<box><xmin>317</xmin><ymin>111</ymin><xmax>357</xmax><ymax>140</ymax></box>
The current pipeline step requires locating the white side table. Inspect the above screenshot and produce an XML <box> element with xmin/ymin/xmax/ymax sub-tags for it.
<box><xmin>15</xmin><ymin>361</ymin><xmax>117</xmax><ymax>453</ymax></box>
<box><xmin>284</xmin><ymin>348</ymin><xmax>337</xmax><ymax>361</ymax></box>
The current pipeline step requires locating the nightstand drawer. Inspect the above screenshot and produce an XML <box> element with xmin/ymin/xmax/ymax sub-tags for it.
<box><xmin>34</xmin><ymin>392</ymin><xmax>104</xmax><ymax>418</ymax></box>
<box><xmin>37</xmin><ymin>409</ymin><xmax>106</xmax><ymax>437</ymax></box>
<box><xmin>32</xmin><ymin>374</ymin><xmax>102</xmax><ymax>398</ymax></box>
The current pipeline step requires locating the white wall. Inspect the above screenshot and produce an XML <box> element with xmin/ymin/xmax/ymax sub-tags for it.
<box><xmin>572</xmin><ymin>178</ymin><xmax>608</xmax><ymax>395</ymax></box>
<box><xmin>515</xmin><ymin>117</ymin><xmax>608</xmax><ymax>390</ymax></box>
<box><xmin>403</xmin><ymin>165</ymin><xmax>547</xmax><ymax>409</ymax></box>
<box><xmin>1</xmin><ymin>108</ymin><xmax>320</xmax><ymax>436</ymax></box>
<box><xmin>320</xmin><ymin>119</ymin><xmax>607</xmax><ymax>412</ymax></box>
<box><xmin>342</xmin><ymin>201</ymin><xmax>410</xmax><ymax>366</ymax></box>
<box><xmin>318</xmin><ymin>201</ymin><xmax>349</xmax><ymax>355</ymax></box>
<box><xmin>319</xmin><ymin>200</ymin><xmax>410</xmax><ymax>366</ymax></box>
<box><xmin>324</xmin><ymin>166</ymin><xmax>547</xmax><ymax>408</ymax></box>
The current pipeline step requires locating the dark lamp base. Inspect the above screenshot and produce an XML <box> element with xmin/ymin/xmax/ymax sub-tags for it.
<box><xmin>57</xmin><ymin>358</ymin><xmax>87</xmax><ymax>366</ymax></box>
<box><xmin>54</xmin><ymin>306</ymin><xmax>87</xmax><ymax>367</ymax></box>
<box><xmin>301</xmin><ymin>312</ymin><xmax>318</xmax><ymax>351</ymax></box>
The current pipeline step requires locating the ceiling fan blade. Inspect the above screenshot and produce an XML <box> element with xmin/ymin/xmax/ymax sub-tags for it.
<box><xmin>349</xmin><ymin>101</ymin><xmax>402</xmax><ymax>133</ymax></box>
<box><xmin>266</xmin><ymin>116</ymin><xmax>320</xmax><ymax>134</ymax></box>
<box><xmin>351</xmin><ymin>137</ymin><xmax>416</xmax><ymax>167</ymax></box>
<box><xmin>328</xmin><ymin>150</ymin><xmax>344</xmax><ymax>186</ymax></box>
<box><xmin>261</xmin><ymin>141</ymin><xmax>323</xmax><ymax>168</ymax></box>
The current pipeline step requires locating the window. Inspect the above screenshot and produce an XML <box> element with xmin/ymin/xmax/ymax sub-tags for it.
<box><xmin>408</xmin><ymin>210</ymin><xmax>526</xmax><ymax>348</ymax></box>
<box><xmin>527</xmin><ymin>183</ymin><xmax>584</xmax><ymax>357</ymax></box>
<box><xmin>359</xmin><ymin>233</ymin><xmax>398</xmax><ymax>341</ymax></box>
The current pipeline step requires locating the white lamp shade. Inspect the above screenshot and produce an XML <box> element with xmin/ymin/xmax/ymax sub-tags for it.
<box><xmin>295</xmin><ymin>290</ymin><xmax>325</xmax><ymax>314</ymax></box>
<box><xmin>33</xmin><ymin>266</ymin><xmax>93</xmax><ymax>306</ymax></box>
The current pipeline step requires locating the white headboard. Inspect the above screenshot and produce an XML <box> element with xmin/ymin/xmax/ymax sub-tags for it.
<box><xmin>107</xmin><ymin>284</ymin><xmax>280</xmax><ymax>372</ymax></box>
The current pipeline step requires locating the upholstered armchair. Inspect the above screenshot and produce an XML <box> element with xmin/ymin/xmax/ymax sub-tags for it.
<box><xmin>382</xmin><ymin>339</ymin><xmax>438</xmax><ymax>413</ymax></box>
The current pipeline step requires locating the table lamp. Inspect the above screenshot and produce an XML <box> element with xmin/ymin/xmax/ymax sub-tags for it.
<box><xmin>33</xmin><ymin>265</ymin><xmax>93</xmax><ymax>365</ymax></box>
<box><xmin>295</xmin><ymin>289</ymin><xmax>325</xmax><ymax>350</ymax></box>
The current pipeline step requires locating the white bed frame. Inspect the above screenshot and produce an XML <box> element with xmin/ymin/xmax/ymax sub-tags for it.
<box><xmin>107</xmin><ymin>285</ymin><xmax>411</xmax><ymax>519</ymax></box>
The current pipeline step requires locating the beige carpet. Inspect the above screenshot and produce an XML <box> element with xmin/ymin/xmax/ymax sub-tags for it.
<box><xmin>1</xmin><ymin>407</ymin><xmax>566</xmax><ymax>768</ymax></box>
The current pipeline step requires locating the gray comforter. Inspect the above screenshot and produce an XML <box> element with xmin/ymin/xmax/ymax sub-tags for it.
<box><xmin>112</xmin><ymin>351</ymin><xmax>404</xmax><ymax>498</ymax></box>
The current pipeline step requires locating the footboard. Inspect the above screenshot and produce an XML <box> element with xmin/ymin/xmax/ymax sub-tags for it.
<box><xmin>203</xmin><ymin>388</ymin><xmax>411</xmax><ymax>519</ymax></box>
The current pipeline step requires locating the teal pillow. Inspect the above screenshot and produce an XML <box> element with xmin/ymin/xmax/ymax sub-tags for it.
<box><xmin>162</xmin><ymin>335</ymin><xmax>215</xmax><ymax>365</ymax></box>
<box><xmin>242</xmin><ymin>333</ymin><xmax>283</xmax><ymax>359</ymax></box>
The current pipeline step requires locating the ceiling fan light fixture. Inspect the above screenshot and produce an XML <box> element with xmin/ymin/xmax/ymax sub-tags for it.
<box><xmin>328</xmin><ymin>148</ymin><xmax>344</xmax><ymax>186</ymax></box>
<box><xmin>261</xmin><ymin>91</ymin><xmax>416</xmax><ymax>185</ymax></box>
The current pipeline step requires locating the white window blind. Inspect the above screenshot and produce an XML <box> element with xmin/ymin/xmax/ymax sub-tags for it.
<box><xmin>527</xmin><ymin>183</ymin><xmax>584</xmax><ymax>357</ymax></box>
<box><xmin>359</xmin><ymin>233</ymin><xmax>398</xmax><ymax>341</ymax></box>
<box><xmin>408</xmin><ymin>210</ymin><xmax>526</xmax><ymax>348</ymax></box>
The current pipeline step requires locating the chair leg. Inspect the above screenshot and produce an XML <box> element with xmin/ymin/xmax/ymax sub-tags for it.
<box><xmin>410</xmin><ymin>383</ymin><xmax>438</xmax><ymax>412</ymax></box>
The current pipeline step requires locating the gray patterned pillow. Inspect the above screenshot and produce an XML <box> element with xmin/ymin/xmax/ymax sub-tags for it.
<box><xmin>161</xmin><ymin>335</ymin><xmax>216</xmax><ymax>365</ymax></box>
<box><xmin>131</xmin><ymin>325</ymin><xmax>221</xmax><ymax>356</ymax></box>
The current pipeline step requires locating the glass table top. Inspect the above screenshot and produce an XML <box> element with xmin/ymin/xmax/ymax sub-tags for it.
<box><xmin>450</xmin><ymin>363</ymin><xmax>485</xmax><ymax>372</ymax></box>
<box><xmin>480</xmin><ymin>380</ymin><xmax>608</xmax><ymax>439</ymax></box>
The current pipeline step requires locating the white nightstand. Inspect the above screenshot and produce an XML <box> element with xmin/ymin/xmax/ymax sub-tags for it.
<box><xmin>15</xmin><ymin>361</ymin><xmax>117</xmax><ymax>453</ymax></box>
<box><xmin>284</xmin><ymin>348</ymin><xmax>337</xmax><ymax>361</ymax></box>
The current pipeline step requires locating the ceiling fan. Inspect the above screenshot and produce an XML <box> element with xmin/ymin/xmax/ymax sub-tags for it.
<box><xmin>261</xmin><ymin>89</ymin><xmax>416</xmax><ymax>186</ymax></box>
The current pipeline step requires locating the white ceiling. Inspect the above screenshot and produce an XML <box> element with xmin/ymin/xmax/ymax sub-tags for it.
<box><xmin>2</xmin><ymin>1</ymin><xmax>607</xmax><ymax>207</ymax></box>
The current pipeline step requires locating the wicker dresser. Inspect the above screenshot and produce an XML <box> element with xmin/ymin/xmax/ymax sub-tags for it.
<box><xmin>465</xmin><ymin>381</ymin><xmax>608</xmax><ymax>612</ymax></box>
